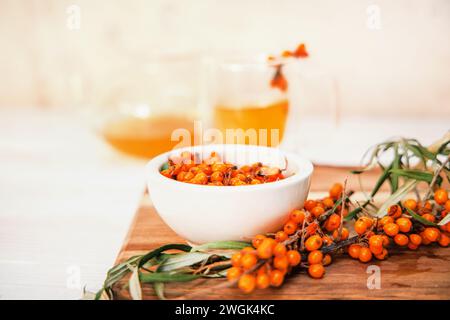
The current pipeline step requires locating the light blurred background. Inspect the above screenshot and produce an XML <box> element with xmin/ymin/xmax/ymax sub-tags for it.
<box><xmin>1</xmin><ymin>0</ymin><xmax>450</xmax><ymax>117</ymax></box>
<box><xmin>0</xmin><ymin>0</ymin><xmax>449</xmax><ymax>299</ymax></box>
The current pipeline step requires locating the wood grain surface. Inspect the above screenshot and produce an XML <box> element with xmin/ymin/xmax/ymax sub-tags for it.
<box><xmin>112</xmin><ymin>166</ymin><xmax>450</xmax><ymax>300</ymax></box>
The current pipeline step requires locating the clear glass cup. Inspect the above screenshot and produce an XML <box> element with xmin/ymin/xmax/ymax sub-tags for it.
<box><xmin>210</xmin><ymin>55</ymin><xmax>290</xmax><ymax>147</ymax></box>
<box><xmin>92</xmin><ymin>53</ymin><xmax>203</xmax><ymax>158</ymax></box>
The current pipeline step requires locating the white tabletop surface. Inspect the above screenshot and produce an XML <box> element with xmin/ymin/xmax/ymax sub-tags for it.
<box><xmin>0</xmin><ymin>109</ymin><xmax>147</xmax><ymax>299</ymax></box>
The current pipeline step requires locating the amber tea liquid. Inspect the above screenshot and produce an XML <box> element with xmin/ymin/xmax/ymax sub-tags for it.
<box><xmin>102</xmin><ymin>115</ymin><xmax>195</xmax><ymax>158</ymax></box>
<box><xmin>213</xmin><ymin>99</ymin><xmax>288</xmax><ymax>146</ymax></box>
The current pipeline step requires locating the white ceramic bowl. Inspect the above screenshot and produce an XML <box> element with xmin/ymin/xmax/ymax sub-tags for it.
<box><xmin>146</xmin><ymin>144</ymin><xmax>313</xmax><ymax>243</ymax></box>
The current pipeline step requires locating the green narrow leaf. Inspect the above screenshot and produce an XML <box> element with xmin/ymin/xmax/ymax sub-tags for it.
<box><xmin>129</xmin><ymin>268</ymin><xmax>142</xmax><ymax>300</ymax></box>
<box><xmin>390</xmin><ymin>146</ymin><xmax>401</xmax><ymax>193</ymax></box>
<box><xmin>138</xmin><ymin>244</ymin><xmax>192</xmax><ymax>268</ymax></box>
<box><xmin>438</xmin><ymin>213</ymin><xmax>450</xmax><ymax>226</ymax></box>
<box><xmin>160</xmin><ymin>162</ymin><xmax>169</xmax><ymax>171</ymax></box>
<box><xmin>191</xmin><ymin>241</ymin><xmax>250</xmax><ymax>252</ymax></box>
<box><xmin>405</xmin><ymin>207</ymin><xmax>437</xmax><ymax>226</ymax></box>
<box><xmin>153</xmin><ymin>283</ymin><xmax>166</xmax><ymax>300</ymax></box>
<box><xmin>437</xmin><ymin>139</ymin><xmax>450</xmax><ymax>155</ymax></box>
<box><xmin>157</xmin><ymin>252</ymin><xmax>212</xmax><ymax>272</ymax></box>
<box><xmin>389</xmin><ymin>169</ymin><xmax>435</xmax><ymax>183</ymax></box>
<box><xmin>350</xmin><ymin>158</ymin><xmax>378</xmax><ymax>174</ymax></box>
<box><xmin>405</xmin><ymin>144</ymin><xmax>427</xmax><ymax>167</ymax></box>
<box><xmin>416</xmin><ymin>144</ymin><xmax>437</xmax><ymax>160</ymax></box>
<box><xmin>376</xmin><ymin>180</ymin><xmax>417</xmax><ymax>217</ymax></box>
<box><xmin>344</xmin><ymin>207</ymin><xmax>362</xmax><ymax>221</ymax></box>
<box><xmin>370</xmin><ymin>162</ymin><xmax>393</xmax><ymax>198</ymax></box>
<box><xmin>139</xmin><ymin>272</ymin><xmax>200</xmax><ymax>283</ymax></box>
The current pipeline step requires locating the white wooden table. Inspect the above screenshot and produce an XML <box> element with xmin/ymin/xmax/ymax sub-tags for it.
<box><xmin>0</xmin><ymin>109</ymin><xmax>146</xmax><ymax>299</ymax></box>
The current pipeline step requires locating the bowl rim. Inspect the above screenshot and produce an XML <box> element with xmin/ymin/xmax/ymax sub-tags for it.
<box><xmin>146</xmin><ymin>144</ymin><xmax>313</xmax><ymax>192</ymax></box>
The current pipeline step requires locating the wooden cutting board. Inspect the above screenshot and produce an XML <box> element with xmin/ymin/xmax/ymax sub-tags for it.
<box><xmin>112</xmin><ymin>166</ymin><xmax>450</xmax><ymax>300</ymax></box>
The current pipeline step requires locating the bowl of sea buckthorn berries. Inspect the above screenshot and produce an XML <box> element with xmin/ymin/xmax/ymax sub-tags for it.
<box><xmin>146</xmin><ymin>144</ymin><xmax>314</xmax><ymax>243</ymax></box>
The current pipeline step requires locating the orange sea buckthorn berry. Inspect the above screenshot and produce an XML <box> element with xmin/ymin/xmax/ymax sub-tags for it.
<box><xmin>403</xmin><ymin>199</ymin><xmax>418</xmax><ymax>211</ymax></box>
<box><xmin>257</xmin><ymin>263</ymin><xmax>269</xmax><ymax>276</ymax></box>
<box><xmin>252</xmin><ymin>234</ymin><xmax>266</xmax><ymax>248</ymax></box>
<box><xmin>306</xmin><ymin>222</ymin><xmax>318</xmax><ymax>236</ymax></box>
<box><xmin>231</xmin><ymin>252</ymin><xmax>242</xmax><ymax>267</ymax></box>
<box><xmin>227</xmin><ymin>267</ymin><xmax>242</xmax><ymax>281</ymax></box>
<box><xmin>269</xmin><ymin>269</ymin><xmax>285</xmax><ymax>287</ymax></box>
<box><xmin>378</xmin><ymin>216</ymin><xmax>394</xmax><ymax>228</ymax></box>
<box><xmin>290</xmin><ymin>209</ymin><xmax>306</xmax><ymax>224</ymax></box>
<box><xmin>434</xmin><ymin>188</ymin><xmax>449</xmax><ymax>205</ymax></box>
<box><xmin>333</xmin><ymin>227</ymin><xmax>349</xmax><ymax>240</ymax></box>
<box><xmin>423</xmin><ymin>227</ymin><xmax>440</xmax><ymax>242</ymax></box>
<box><xmin>308</xmin><ymin>250</ymin><xmax>323</xmax><ymax>265</ymax></box>
<box><xmin>238</xmin><ymin>274</ymin><xmax>256</xmax><ymax>294</ymax></box>
<box><xmin>329</xmin><ymin>183</ymin><xmax>343</xmax><ymax>200</ymax></box>
<box><xmin>322</xmin><ymin>197</ymin><xmax>335</xmax><ymax>209</ymax></box>
<box><xmin>421</xmin><ymin>213</ymin><xmax>436</xmax><ymax>223</ymax></box>
<box><xmin>388</xmin><ymin>205</ymin><xmax>403</xmax><ymax>219</ymax></box>
<box><xmin>286</xmin><ymin>250</ymin><xmax>301</xmax><ymax>266</ymax></box>
<box><xmin>366</xmin><ymin>231</ymin><xmax>375</xmax><ymax>238</ymax></box>
<box><xmin>325</xmin><ymin>214</ymin><xmax>341</xmax><ymax>232</ymax></box>
<box><xmin>273</xmin><ymin>243</ymin><xmax>287</xmax><ymax>257</ymax></box>
<box><xmin>369</xmin><ymin>235</ymin><xmax>384</xmax><ymax>254</ymax></box>
<box><xmin>381</xmin><ymin>234</ymin><xmax>390</xmax><ymax>247</ymax></box>
<box><xmin>394</xmin><ymin>234</ymin><xmax>409</xmax><ymax>246</ymax></box>
<box><xmin>354</xmin><ymin>219</ymin><xmax>368</xmax><ymax>235</ymax></box>
<box><xmin>257</xmin><ymin>238</ymin><xmax>276</xmax><ymax>259</ymax></box>
<box><xmin>322</xmin><ymin>254</ymin><xmax>332</xmax><ymax>266</ymax></box>
<box><xmin>210</xmin><ymin>171</ymin><xmax>224</xmax><ymax>183</ymax></box>
<box><xmin>275</xmin><ymin>231</ymin><xmax>288</xmax><ymax>242</ymax></box>
<box><xmin>241</xmin><ymin>246</ymin><xmax>255</xmax><ymax>254</ymax></box>
<box><xmin>176</xmin><ymin>171</ymin><xmax>187</xmax><ymax>181</ymax></box>
<box><xmin>241</xmin><ymin>253</ymin><xmax>257</xmax><ymax>270</ymax></box>
<box><xmin>341</xmin><ymin>227</ymin><xmax>350</xmax><ymax>240</ymax></box>
<box><xmin>360</xmin><ymin>216</ymin><xmax>374</xmax><ymax>228</ymax></box>
<box><xmin>308</xmin><ymin>264</ymin><xmax>325</xmax><ymax>279</ymax></box>
<box><xmin>418</xmin><ymin>201</ymin><xmax>433</xmax><ymax>214</ymax></box>
<box><xmin>348</xmin><ymin>244</ymin><xmax>361</xmax><ymax>259</ymax></box>
<box><xmin>408</xmin><ymin>243</ymin><xmax>418</xmax><ymax>250</ymax></box>
<box><xmin>284</xmin><ymin>220</ymin><xmax>298</xmax><ymax>235</ymax></box>
<box><xmin>193</xmin><ymin>172</ymin><xmax>208</xmax><ymax>184</ymax></box>
<box><xmin>409</xmin><ymin>234</ymin><xmax>422</xmax><ymax>246</ymax></box>
<box><xmin>304</xmin><ymin>199</ymin><xmax>317</xmax><ymax>212</ymax></box>
<box><xmin>311</xmin><ymin>206</ymin><xmax>325</xmax><ymax>218</ymax></box>
<box><xmin>305</xmin><ymin>235</ymin><xmax>323</xmax><ymax>251</ymax></box>
<box><xmin>183</xmin><ymin>171</ymin><xmax>194</xmax><ymax>181</ymax></box>
<box><xmin>445</xmin><ymin>200</ymin><xmax>450</xmax><ymax>211</ymax></box>
<box><xmin>383</xmin><ymin>222</ymin><xmax>399</xmax><ymax>237</ymax></box>
<box><xmin>160</xmin><ymin>169</ymin><xmax>172</xmax><ymax>178</ymax></box>
<box><xmin>443</xmin><ymin>221</ymin><xmax>450</xmax><ymax>233</ymax></box>
<box><xmin>374</xmin><ymin>247</ymin><xmax>388</xmax><ymax>260</ymax></box>
<box><xmin>230</xmin><ymin>178</ymin><xmax>246</xmax><ymax>186</ymax></box>
<box><xmin>256</xmin><ymin>273</ymin><xmax>270</xmax><ymax>289</ymax></box>
<box><xmin>358</xmin><ymin>247</ymin><xmax>373</xmax><ymax>263</ymax></box>
<box><xmin>315</xmin><ymin>202</ymin><xmax>326</xmax><ymax>209</ymax></box>
<box><xmin>273</xmin><ymin>255</ymin><xmax>289</xmax><ymax>271</ymax></box>
<box><xmin>199</xmin><ymin>164</ymin><xmax>212</xmax><ymax>176</ymax></box>
<box><xmin>396</xmin><ymin>217</ymin><xmax>412</xmax><ymax>233</ymax></box>
<box><xmin>438</xmin><ymin>233</ymin><xmax>450</xmax><ymax>247</ymax></box>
